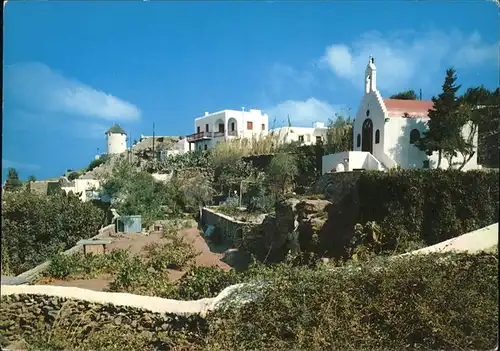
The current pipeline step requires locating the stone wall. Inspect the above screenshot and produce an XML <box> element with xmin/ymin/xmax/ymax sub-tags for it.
<box><xmin>0</xmin><ymin>293</ymin><xmax>205</xmax><ymax>348</ymax></box>
<box><xmin>312</xmin><ymin>171</ymin><xmax>361</xmax><ymax>204</ymax></box>
<box><xmin>201</xmin><ymin>207</ymin><xmax>251</xmax><ymax>245</ymax></box>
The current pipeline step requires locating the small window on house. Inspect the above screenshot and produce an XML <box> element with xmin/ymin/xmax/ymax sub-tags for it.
<box><xmin>298</xmin><ymin>135</ymin><xmax>304</xmax><ymax>143</ymax></box>
<box><xmin>218</xmin><ymin>124</ymin><xmax>224</xmax><ymax>133</ymax></box>
<box><xmin>204</xmin><ymin>145</ymin><xmax>208</xmax><ymax>150</ymax></box>
<box><xmin>366</xmin><ymin>109</ymin><xmax>370</xmax><ymax>117</ymax></box>
<box><xmin>261</xmin><ymin>123</ymin><xmax>265</xmax><ymax>131</ymax></box>
<box><xmin>316</xmin><ymin>136</ymin><xmax>322</xmax><ymax>144</ymax></box>
<box><xmin>422</xmin><ymin>160</ymin><xmax>430</xmax><ymax>169</ymax></box>
<box><xmin>205</xmin><ymin>124</ymin><xmax>209</xmax><ymax>132</ymax></box>
<box><xmin>409</xmin><ymin>129</ymin><xmax>420</xmax><ymax>144</ymax></box>
<box><xmin>247</xmin><ymin>121</ymin><xmax>253</xmax><ymax>130</ymax></box>
<box><xmin>356</xmin><ymin>134</ymin><xmax>361</xmax><ymax>147</ymax></box>
<box><xmin>375</xmin><ymin>129</ymin><xmax>380</xmax><ymax>144</ymax></box>
<box><xmin>197</xmin><ymin>126</ymin><xmax>201</xmax><ymax>133</ymax></box>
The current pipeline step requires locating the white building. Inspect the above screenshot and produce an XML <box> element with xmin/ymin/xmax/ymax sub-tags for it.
<box><xmin>167</xmin><ymin>138</ymin><xmax>190</xmax><ymax>155</ymax></box>
<box><xmin>270</xmin><ymin>122</ymin><xmax>328</xmax><ymax>146</ymax></box>
<box><xmin>60</xmin><ymin>178</ymin><xmax>101</xmax><ymax>202</ymax></box>
<box><xmin>186</xmin><ymin>108</ymin><xmax>269</xmax><ymax>151</ymax></box>
<box><xmin>323</xmin><ymin>56</ymin><xmax>478</xmax><ymax>174</ymax></box>
<box><xmin>106</xmin><ymin>124</ymin><xmax>127</xmax><ymax>155</ymax></box>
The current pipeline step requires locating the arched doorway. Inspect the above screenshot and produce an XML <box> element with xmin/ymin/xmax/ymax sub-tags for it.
<box><xmin>362</xmin><ymin>118</ymin><xmax>373</xmax><ymax>153</ymax></box>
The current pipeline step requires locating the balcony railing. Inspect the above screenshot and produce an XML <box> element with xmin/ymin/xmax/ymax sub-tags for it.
<box><xmin>186</xmin><ymin>131</ymin><xmax>225</xmax><ymax>142</ymax></box>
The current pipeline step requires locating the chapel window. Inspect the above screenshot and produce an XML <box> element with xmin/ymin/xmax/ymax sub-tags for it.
<box><xmin>375</xmin><ymin>129</ymin><xmax>380</xmax><ymax>144</ymax></box>
<box><xmin>356</xmin><ymin>134</ymin><xmax>361</xmax><ymax>147</ymax></box>
<box><xmin>410</xmin><ymin>129</ymin><xmax>420</xmax><ymax>144</ymax></box>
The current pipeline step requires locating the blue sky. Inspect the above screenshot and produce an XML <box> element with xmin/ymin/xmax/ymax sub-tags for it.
<box><xmin>3</xmin><ymin>1</ymin><xmax>498</xmax><ymax>181</ymax></box>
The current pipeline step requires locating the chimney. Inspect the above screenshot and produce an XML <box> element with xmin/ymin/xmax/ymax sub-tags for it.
<box><xmin>204</xmin><ymin>112</ymin><xmax>209</xmax><ymax>116</ymax></box>
<box><xmin>242</xmin><ymin>107</ymin><xmax>245</xmax><ymax>112</ymax></box>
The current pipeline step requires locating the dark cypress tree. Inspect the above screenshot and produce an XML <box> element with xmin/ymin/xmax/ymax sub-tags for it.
<box><xmin>416</xmin><ymin>68</ymin><xmax>461</xmax><ymax>168</ymax></box>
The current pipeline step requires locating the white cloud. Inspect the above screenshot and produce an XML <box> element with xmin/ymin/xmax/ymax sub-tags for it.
<box><xmin>2</xmin><ymin>159</ymin><xmax>40</xmax><ymax>171</ymax></box>
<box><xmin>4</xmin><ymin>62</ymin><xmax>141</xmax><ymax>122</ymax></box>
<box><xmin>264</xmin><ymin>98</ymin><xmax>340</xmax><ymax>127</ymax></box>
<box><xmin>319</xmin><ymin>29</ymin><xmax>497</xmax><ymax>92</ymax></box>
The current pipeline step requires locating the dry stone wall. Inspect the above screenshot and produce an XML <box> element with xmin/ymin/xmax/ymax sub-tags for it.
<box><xmin>0</xmin><ymin>293</ymin><xmax>205</xmax><ymax>348</ymax></box>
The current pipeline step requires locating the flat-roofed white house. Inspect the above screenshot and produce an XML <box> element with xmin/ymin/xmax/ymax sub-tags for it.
<box><xmin>322</xmin><ymin>56</ymin><xmax>479</xmax><ymax>174</ymax></box>
<box><xmin>186</xmin><ymin>108</ymin><xmax>269</xmax><ymax>151</ymax></box>
<box><xmin>270</xmin><ymin>122</ymin><xmax>328</xmax><ymax>146</ymax></box>
<box><xmin>60</xmin><ymin>177</ymin><xmax>101</xmax><ymax>202</ymax></box>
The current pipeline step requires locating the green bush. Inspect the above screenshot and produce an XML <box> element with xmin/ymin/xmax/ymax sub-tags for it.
<box><xmin>86</xmin><ymin>155</ymin><xmax>110</xmax><ymax>172</ymax></box>
<box><xmin>173</xmin><ymin>266</ymin><xmax>240</xmax><ymax>300</ymax></box>
<box><xmin>267</xmin><ymin>152</ymin><xmax>299</xmax><ymax>194</ymax></box>
<box><xmin>357</xmin><ymin>169</ymin><xmax>499</xmax><ymax>247</ymax></box>
<box><xmin>4</xmin><ymin>253</ymin><xmax>497</xmax><ymax>350</ymax></box>
<box><xmin>144</xmin><ymin>241</ymin><xmax>197</xmax><ymax>271</ymax></box>
<box><xmin>45</xmin><ymin>250</ymin><xmax>130</xmax><ymax>279</ymax></box>
<box><xmin>206</xmin><ymin>252</ymin><xmax>498</xmax><ymax>350</ymax></box>
<box><xmin>1</xmin><ymin>191</ymin><xmax>104</xmax><ymax>275</ymax></box>
<box><xmin>67</xmin><ymin>171</ymin><xmax>81</xmax><ymax>181</ymax></box>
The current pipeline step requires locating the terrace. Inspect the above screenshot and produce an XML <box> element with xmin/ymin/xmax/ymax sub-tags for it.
<box><xmin>186</xmin><ymin>131</ymin><xmax>225</xmax><ymax>142</ymax></box>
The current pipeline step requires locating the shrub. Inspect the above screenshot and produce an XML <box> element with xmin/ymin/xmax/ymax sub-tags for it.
<box><xmin>1</xmin><ymin>191</ymin><xmax>104</xmax><ymax>275</ymax></box>
<box><xmin>45</xmin><ymin>250</ymin><xmax>130</xmax><ymax>280</ymax></box>
<box><xmin>173</xmin><ymin>266</ymin><xmax>241</xmax><ymax>300</ymax></box>
<box><xmin>245</xmin><ymin>176</ymin><xmax>275</xmax><ymax>213</ymax></box>
<box><xmin>206</xmin><ymin>252</ymin><xmax>498</xmax><ymax>350</ymax></box>
<box><xmin>86</xmin><ymin>155</ymin><xmax>110</xmax><ymax>172</ymax></box>
<box><xmin>357</xmin><ymin>169</ymin><xmax>499</xmax><ymax>247</ymax></box>
<box><xmin>267</xmin><ymin>152</ymin><xmax>299</xmax><ymax>194</ymax></box>
<box><xmin>67</xmin><ymin>171</ymin><xmax>81</xmax><ymax>181</ymax></box>
<box><xmin>107</xmin><ymin>255</ymin><xmax>176</xmax><ymax>297</ymax></box>
<box><xmin>144</xmin><ymin>241</ymin><xmax>197</xmax><ymax>271</ymax></box>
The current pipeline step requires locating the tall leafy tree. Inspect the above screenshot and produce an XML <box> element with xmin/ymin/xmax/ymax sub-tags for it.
<box><xmin>325</xmin><ymin>113</ymin><xmax>353</xmax><ymax>154</ymax></box>
<box><xmin>4</xmin><ymin>168</ymin><xmax>23</xmax><ymax>192</ymax></box>
<box><xmin>416</xmin><ymin>68</ymin><xmax>462</xmax><ymax>168</ymax></box>
<box><xmin>458</xmin><ymin>86</ymin><xmax>500</xmax><ymax>168</ymax></box>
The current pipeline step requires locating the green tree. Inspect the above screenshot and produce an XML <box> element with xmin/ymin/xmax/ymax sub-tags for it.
<box><xmin>416</xmin><ymin>68</ymin><xmax>462</xmax><ymax>168</ymax></box>
<box><xmin>99</xmin><ymin>159</ymin><xmax>211</xmax><ymax>226</ymax></box>
<box><xmin>390</xmin><ymin>90</ymin><xmax>418</xmax><ymax>100</ymax></box>
<box><xmin>267</xmin><ymin>152</ymin><xmax>298</xmax><ymax>194</ymax></box>
<box><xmin>86</xmin><ymin>154</ymin><xmax>110</xmax><ymax>172</ymax></box>
<box><xmin>458</xmin><ymin>86</ymin><xmax>500</xmax><ymax>168</ymax></box>
<box><xmin>2</xmin><ymin>191</ymin><xmax>104</xmax><ymax>274</ymax></box>
<box><xmin>325</xmin><ymin>114</ymin><xmax>353</xmax><ymax>154</ymax></box>
<box><xmin>4</xmin><ymin>168</ymin><xmax>23</xmax><ymax>192</ymax></box>
<box><xmin>68</xmin><ymin>171</ymin><xmax>81</xmax><ymax>181</ymax></box>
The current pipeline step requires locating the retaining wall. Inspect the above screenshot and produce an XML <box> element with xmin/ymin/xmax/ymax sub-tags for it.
<box><xmin>0</xmin><ymin>292</ymin><xmax>206</xmax><ymax>348</ymax></box>
<box><xmin>201</xmin><ymin>207</ymin><xmax>251</xmax><ymax>245</ymax></box>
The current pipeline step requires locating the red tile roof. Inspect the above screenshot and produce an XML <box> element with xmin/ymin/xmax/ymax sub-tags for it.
<box><xmin>383</xmin><ymin>99</ymin><xmax>434</xmax><ymax>118</ymax></box>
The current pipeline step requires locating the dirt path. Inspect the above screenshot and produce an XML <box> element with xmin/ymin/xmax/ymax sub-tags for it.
<box><xmin>179</xmin><ymin>227</ymin><xmax>231</xmax><ymax>271</ymax></box>
<box><xmin>39</xmin><ymin>226</ymin><xmax>230</xmax><ymax>291</ymax></box>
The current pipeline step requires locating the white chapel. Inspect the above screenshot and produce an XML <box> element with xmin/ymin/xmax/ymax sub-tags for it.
<box><xmin>322</xmin><ymin>56</ymin><xmax>479</xmax><ymax>174</ymax></box>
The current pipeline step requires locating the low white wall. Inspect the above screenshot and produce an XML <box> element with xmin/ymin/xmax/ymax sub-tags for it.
<box><xmin>322</xmin><ymin>151</ymin><xmax>383</xmax><ymax>174</ymax></box>
<box><xmin>322</xmin><ymin>152</ymin><xmax>349</xmax><ymax>174</ymax></box>
<box><xmin>400</xmin><ymin>223</ymin><xmax>498</xmax><ymax>256</ymax></box>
